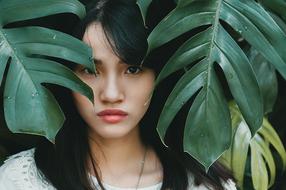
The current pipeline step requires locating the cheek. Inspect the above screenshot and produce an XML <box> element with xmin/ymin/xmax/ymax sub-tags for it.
<box><xmin>72</xmin><ymin>92</ymin><xmax>93</xmax><ymax>115</ymax></box>
<box><xmin>128</xmin><ymin>75</ymin><xmax>155</xmax><ymax>110</ymax></box>
<box><xmin>140</xmin><ymin>73</ymin><xmax>155</xmax><ymax>96</ymax></box>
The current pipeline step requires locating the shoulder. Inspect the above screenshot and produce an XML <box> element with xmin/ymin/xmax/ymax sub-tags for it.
<box><xmin>187</xmin><ymin>173</ymin><xmax>237</xmax><ymax>190</ymax></box>
<box><xmin>0</xmin><ymin>148</ymin><xmax>55</xmax><ymax>190</ymax></box>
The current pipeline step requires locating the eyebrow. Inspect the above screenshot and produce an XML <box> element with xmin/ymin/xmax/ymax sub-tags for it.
<box><xmin>93</xmin><ymin>58</ymin><xmax>127</xmax><ymax>65</ymax></box>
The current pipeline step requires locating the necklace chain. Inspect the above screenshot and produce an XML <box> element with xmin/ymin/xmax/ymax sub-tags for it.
<box><xmin>135</xmin><ymin>147</ymin><xmax>147</xmax><ymax>190</ymax></box>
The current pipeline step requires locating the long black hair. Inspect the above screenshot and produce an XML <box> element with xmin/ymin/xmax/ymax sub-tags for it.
<box><xmin>35</xmin><ymin>0</ymin><xmax>234</xmax><ymax>189</ymax></box>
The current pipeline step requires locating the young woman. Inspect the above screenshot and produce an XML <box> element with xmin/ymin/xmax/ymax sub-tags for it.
<box><xmin>0</xmin><ymin>0</ymin><xmax>236</xmax><ymax>189</ymax></box>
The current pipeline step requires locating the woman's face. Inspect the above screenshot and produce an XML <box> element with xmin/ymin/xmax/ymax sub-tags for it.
<box><xmin>72</xmin><ymin>23</ymin><xmax>155</xmax><ymax>140</ymax></box>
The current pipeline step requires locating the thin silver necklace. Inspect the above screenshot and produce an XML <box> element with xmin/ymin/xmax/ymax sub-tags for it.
<box><xmin>135</xmin><ymin>147</ymin><xmax>147</xmax><ymax>190</ymax></box>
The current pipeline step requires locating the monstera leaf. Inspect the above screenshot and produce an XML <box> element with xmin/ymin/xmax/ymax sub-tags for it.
<box><xmin>221</xmin><ymin>102</ymin><xmax>286</xmax><ymax>190</ymax></box>
<box><xmin>0</xmin><ymin>0</ymin><xmax>95</xmax><ymax>142</ymax></box>
<box><xmin>247</xmin><ymin>47</ymin><xmax>278</xmax><ymax>115</ymax></box>
<box><xmin>259</xmin><ymin>0</ymin><xmax>286</xmax><ymax>22</ymax></box>
<box><xmin>219</xmin><ymin>46</ymin><xmax>281</xmax><ymax>190</ymax></box>
<box><xmin>137</xmin><ymin>0</ymin><xmax>152</xmax><ymax>25</ymax></box>
<box><xmin>138</xmin><ymin>0</ymin><xmax>286</xmax><ymax>170</ymax></box>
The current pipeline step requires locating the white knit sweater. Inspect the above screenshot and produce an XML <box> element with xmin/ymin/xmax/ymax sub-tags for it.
<box><xmin>0</xmin><ymin>149</ymin><xmax>236</xmax><ymax>190</ymax></box>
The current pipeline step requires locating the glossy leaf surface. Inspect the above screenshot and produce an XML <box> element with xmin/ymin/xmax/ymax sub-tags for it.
<box><xmin>248</xmin><ymin>48</ymin><xmax>278</xmax><ymax>114</ymax></box>
<box><xmin>147</xmin><ymin>0</ymin><xmax>269</xmax><ymax>170</ymax></box>
<box><xmin>0</xmin><ymin>0</ymin><xmax>94</xmax><ymax>142</ymax></box>
<box><xmin>136</xmin><ymin>0</ymin><xmax>152</xmax><ymax>25</ymax></box>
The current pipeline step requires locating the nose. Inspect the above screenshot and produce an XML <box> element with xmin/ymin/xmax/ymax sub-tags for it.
<box><xmin>99</xmin><ymin>74</ymin><xmax>124</xmax><ymax>104</ymax></box>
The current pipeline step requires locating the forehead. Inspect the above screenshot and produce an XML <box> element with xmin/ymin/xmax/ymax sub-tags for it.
<box><xmin>83</xmin><ymin>23</ymin><xmax>119</xmax><ymax>63</ymax></box>
<box><xmin>83</xmin><ymin>23</ymin><xmax>108</xmax><ymax>45</ymax></box>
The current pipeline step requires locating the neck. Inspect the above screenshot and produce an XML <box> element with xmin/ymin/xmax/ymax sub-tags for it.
<box><xmin>88</xmin><ymin>126</ymin><xmax>147</xmax><ymax>175</ymax></box>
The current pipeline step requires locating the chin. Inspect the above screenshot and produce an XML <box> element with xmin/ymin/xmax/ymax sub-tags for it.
<box><xmin>89</xmin><ymin>123</ymin><xmax>138</xmax><ymax>140</ymax></box>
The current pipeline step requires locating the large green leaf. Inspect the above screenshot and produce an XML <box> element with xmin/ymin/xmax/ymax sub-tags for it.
<box><xmin>221</xmin><ymin>103</ymin><xmax>286</xmax><ymax>190</ymax></box>
<box><xmin>156</xmin><ymin>59</ymin><xmax>207</xmax><ymax>143</ymax></box>
<box><xmin>0</xmin><ymin>45</ymin><xmax>8</xmax><ymax>86</ymax></box>
<box><xmin>147</xmin><ymin>0</ymin><xmax>286</xmax><ymax>79</ymax></box>
<box><xmin>151</xmin><ymin>0</ymin><xmax>266</xmax><ymax>169</ymax></box>
<box><xmin>0</xmin><ymin>0</ymin><xmax>86</xmax><ymax>25</ymax></box>
<box><xmin>254</xmin><ymin>135</ymin><xmax>276</xmax><ymax>188</ymax></box>
<box><xmin>221</xmin><ymin>0</ymin><xmax>286</xmax><ymax>78</ymax></box>
<box><xmin>258</xmin><ymin>0</ymin><xmax>286</xmax><ymax>22</ymax></box>
<box><xmin>250</xmin><ymin>140</ymin><xmax>268</xmax><ymax>190</ymax></box>
<box><xmin>183</xmin><ymin>63</ymin><xmax>231</xmax><ymax>170</ymax></box>
<box><xmin>259</xmin><ymin>118</ymin><xmax>286</xmax><ymax>170</ymax></box>
<box><xmin>247</xmin><ymin>48</ymin><xmax>278</xmax><ymax>115</ymax></box>
<box><xmin>136</xmin><ymin>0</ymin><xmax>152</xmax><ymax>26</ymax></box>
<box><xmin>221</xmin><ymin>102</ymin><xmax>251</xmax><ymax>189</ymax></box>
<box><xmin>0</xmin><ymin>0</ymin><xmax>94</xmax><ymax>142</ymax></box>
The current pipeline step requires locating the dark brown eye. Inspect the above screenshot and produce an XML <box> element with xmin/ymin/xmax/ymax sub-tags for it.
<box><xmin>81</xmin><ymin>67</ymin><xmax>99</xmax><ymax>76</ymax></box>
<box><xmin>83</xmin><ymin>68</ymin><xmax>93</xmax><ymax>74</ymax></box>
<box><xmin>126</xmin><ymin>66</ymin><xmax>142</xmax><ymax>74</ymax></box>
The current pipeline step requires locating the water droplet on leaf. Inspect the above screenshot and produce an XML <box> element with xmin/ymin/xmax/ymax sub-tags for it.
<box><xmin>238</xmin><ymin>37</ymin><xmax>244</xmax><ymax>42</ymax></box>
<box><xmin>31</xmin><ymin>92</ymin><xmax>39</xmax><ymax>97</ymax></box>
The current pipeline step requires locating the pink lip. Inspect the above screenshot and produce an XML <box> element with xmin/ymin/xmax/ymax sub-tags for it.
<box><xmin>97</xmin><ymin>109</ymin><xmax>128</xmax><ymax>124</ymax></box>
